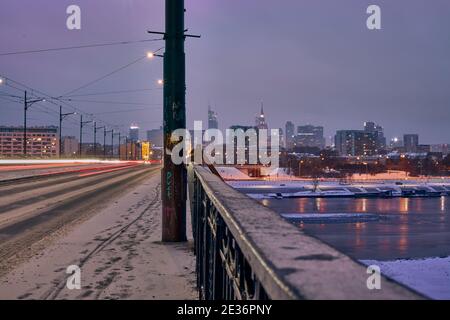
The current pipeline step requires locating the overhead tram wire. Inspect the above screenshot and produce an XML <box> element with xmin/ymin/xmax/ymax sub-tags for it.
<box><xmin>59</xmin><ymin>98</ymin><xmax>162</xmax><ymax>107</ymax></box>
<box><xmin>1</xmin><ymin>48</ymin><xmax>163</xmax><ymax>130</ymax></box>
<box><xmin>59</xmin><ymin>47</ymin><xmax>164</xmax><ymax>97</ymax></box>
<box><xmin>2</xmin><ymin>76</ymin><xmax>106</xmax><ymax>127</ymax></box>
<box><xmin>64</xmin><ymin>88</ymin><xmax>162</xmax><ymax>98</ymax></box>
<box><xmin>1</xmin><ymin>76</ymin><xmax>115</xmax><ymax>129</ymax></box>
<box><xmin>95</xmin><ymin>107</ymin><xmax>161</xmax><ymax>115</ymax></box>
<box><xmin>0</xmin><ymin>38</ymin><xmax>164</xmax><ymax>57</ymax></box>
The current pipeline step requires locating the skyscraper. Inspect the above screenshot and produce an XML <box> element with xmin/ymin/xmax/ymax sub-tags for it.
<box><xmin>285</xmin><ymin>121</ymin><xmax>295</xmax><ymax>150</ymax></box>
<box><xmin>129</xmin><ymin>124</ymin><xmax>140</xmax><ymax>142</ymax></box>
<box><xmin>295</xmin><ymin>125</ymin><xmax>326</xmax><ymax>149</ymax></box>
<box><xmin>255</xmin><ymin>103</ymin><xmax>268</xmax><ymax>130</ymax></box>
<box><xmin>364</xmin><ymin>121</ymin><xmax>386</xmax><ymax>150</ymax></box>
<box><xmin>208</xmin><ymin>106</ymin><xmax>219</xmax><ymax>130</ymax></box>
<box><xmin>404</xmin><ymin>134</ymin><xmax>419</xmax><ymax>153</ymax></box>
<box><xmin>335</xmin><ymin>130</ymin><xmax>378</xmax><ymax>156</ymax></box>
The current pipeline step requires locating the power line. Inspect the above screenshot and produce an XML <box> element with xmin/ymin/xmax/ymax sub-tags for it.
<box><xmin>65</xmin><ymin>88</ymin><xmax>162</xmax><ymax>97</ymax></box>
<box><xmin>0</xmin><ymin>38</ymin><xmax>164</xmax><ymax>56</ymax></box>
<box><xmin>60</xmin><ymin>98</ymin><xmax>162</xmax><ymax>107</ymax></box>
<box><xmin>0</xmin><ymin>95</ymin><xmax>22</xmax><ymax>104</ymax></box>
<box><xmin>60</xmin><ymin>47</ymin><xmax>164</xmax><ymax>97</ymax></box>
<box><xmin>2</xmin><ymin>77</ymin><xmax>108</xmax><ymax>128</ymax></box>
<box><xmin>95</xmin><ymin>107</ymin><xmax>161</xmax><ymax>115</ymax></box>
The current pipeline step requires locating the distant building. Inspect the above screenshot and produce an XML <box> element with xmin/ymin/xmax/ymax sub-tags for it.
<box><xmin>129</xmin><ymin>125</ymin><xmax>140</xmax><ymax>142</ymax></box>
<box><xmin>285</xmin><ymin>121</ymin><xmax>295</xmax><ymax>150</ymax></box>
<box><xmin>431</xmin><ymin>144</ymin><xmax>450</xmax><ymax>155</ymax></box>
<box><xmin>0</xmin><ymin>126</ymin><xmax>59</xmax><ymax>158</ymax></box>
<box><xmin>404</xmin><ymin>134</ymin><xmax>419</xmax><ymax>153</ymax></box>
<box><xmin>278</xmin><ymin>128</ymin><xmax>284</xmax><ymax>149</ymax></box>
<box><xmin>364</xmin><ymin>121</ymin><xmax>386</xmax><ymax>149</ymax></box>
<box><xmin>335</xmin><ymin>130</ymin><xmax>378</xmax><ymax>156</ymax></box>
<box><xmin>228</xmin><ymin>125</ymin><xmax>257</xmax><ymax>165</ymax></box>
<box><xmin>255</xmin><ymin>104</ymin><xmax>268</xmax><ymax>130</ymax></box>
<box><xmin>295</xmin><ymin>125</ymin><xmax>325</xmax><ymax>150</ymax></box>
<box><xmin>417</xmin><ymin>144</ymin><xmax>431</xmax><ymax>154</ymax></box>
<box><xmin>146</xmin><ymin>127</ymin><xmax>163</xmax><ymax>147</ymax></box>
<box><xmin>208</xmin><ymin>106</ymin><xmax>219</xmax><ymax>130</ymax></box>
<box><xmin>62</xmin><ymin>136</ymin><xmax>79</xmax><ymax>157</ymax></box>
<box><xmin>389</xmin><ymin>137</ymin><xmax>403</xmax><ymax>149</ymax></box>
<box><xmin>81</xmin><ymin>142</ymin><xmax>102</xmax><ymax>156</ymax></box>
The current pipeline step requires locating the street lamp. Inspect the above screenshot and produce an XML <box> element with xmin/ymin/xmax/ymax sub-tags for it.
<box><xmin>79</xmin><ymin>115</ymin><xmax>93</xmax><ymax>158</ymax></box>
<box><xmin>0</xmin><ymin>77</ymin><xmax>4</xmax><ymax>85</ymax></box>
<box><xmin>299</xmin><ymin>160</ymin><xmax>304</xmax><ymax>178</ymax></box>
<box><xmin>157</xmin><ymin>79</ymin><xmax>164</xmax><ymax>86</ymax></box>
<box><xmin>59</xmin><ymin>106</ymin><xmax>76</xmax><ymax>158</ymax></box>
<box><xmin>23</xmin><ymin>91</ymin><xmax>46</xmax><ymax>156</ymax></box>
<box><xmin>147</xmin><ymin>51</ymin><xmax>163</xmax><ymax>59</ymax></box>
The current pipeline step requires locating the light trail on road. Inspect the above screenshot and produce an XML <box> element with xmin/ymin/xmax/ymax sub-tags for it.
<box><xmin>0</xmin><ymin>164</ymin><xmax>161</xmax><ymax>277</ymax></box>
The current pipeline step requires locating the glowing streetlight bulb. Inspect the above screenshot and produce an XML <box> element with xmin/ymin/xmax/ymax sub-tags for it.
<box><xmin>0</xmin><ymin>78</ymin><xmax>4</xmax><ymax>85</ymax></box>
<box><xmin>157</xmin><ymin>79</ymin><xmax>164</xmax><ymax>85</ymax></box>
<box><xmin>147</xmin><ymin>52</ymin><xmax>155</xmax><ymax>59</ymax></box>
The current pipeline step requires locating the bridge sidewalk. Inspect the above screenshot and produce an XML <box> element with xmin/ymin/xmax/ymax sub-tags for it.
<box><xmin>0</xmin><ymin>171</ymin><xmax>197</xmax><ymax>300</ymax></box>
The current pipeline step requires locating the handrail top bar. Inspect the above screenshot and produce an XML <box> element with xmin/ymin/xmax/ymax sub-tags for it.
<box><xmin>192</xmin><ymin>165</ymin><xmax>423</xmax><ymax>300</ymax></box>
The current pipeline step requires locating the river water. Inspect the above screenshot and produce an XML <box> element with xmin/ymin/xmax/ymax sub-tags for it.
<box><xmin>259</xmin><ymin>197</ymin><xmax>450</xmax><ymax>260</ymax></box>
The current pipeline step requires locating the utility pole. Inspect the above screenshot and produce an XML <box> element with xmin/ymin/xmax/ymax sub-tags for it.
<box><xmin>94</xmin><ymin>123</ymin><xmax>104</xmax><ymax>158</ymax></box>
<box><xmin>103</xmin><ymin>128</ymin><xmax>108</xmax><ymax>158</ymax></box>
<box><xmin>23</xmin><ymin>91</ymin><xmax>45</xmax><ymax>157</ymax></box>
<box><xmin>155</xmin><ymin>0</ymin><xmax>199</xmax><ymax>242</ymax></box>
<box><xmin>125</xmin><ymin>136</ymin><xmax>128</xmax><ymax>160</ymax></box>
<box><xmin>111</xmin><ymin>129</ymin><xmax>114</xmax><ymax>158</ymax></box>
<box><xmin>113</xmin><ymin>132</ymin><xmax>121</xmax><ymax>159</ymax></box>
<box><xmin>118</xmin><ymin>133</ymin><xmax>121</xmax><ymax>159</ymax></box>
<box><xmin>59</xmin><ymin>106</ymin><xmax>76</xmax><ymax>158</ymax></box>
<box><xmin>104</xmin><ymin>129</ymin><xmax>113</xmax><ymax>159</ymax></box>
<box><xmin>80</xmin><ymin>115</ymin><xmax>93</xmax><ymax>157</ymax></box>
<box><xmin>23</xmin><ymin>91</ymin><xmax>27</xmax><ymax>157</ymax></box>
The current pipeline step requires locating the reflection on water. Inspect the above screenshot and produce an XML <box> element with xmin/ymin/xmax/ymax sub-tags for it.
<box><xmin>260</xmin><ymin>197</ymin><xmax>450</xmax><ymax>260</ymax></box>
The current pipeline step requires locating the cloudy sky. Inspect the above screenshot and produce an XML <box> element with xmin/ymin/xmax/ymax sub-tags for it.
<box><xmin>0</xmin><ymin>0</ymin><xmax>449</xmax><ymax>144</ymax></box>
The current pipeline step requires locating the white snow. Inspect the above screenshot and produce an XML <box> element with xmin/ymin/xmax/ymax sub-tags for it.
<box><xmin>361</xmin><ymin>257</ymin><xmax>450</xmax><ymax>300</ymax></box>
<box><xmin>215</xmin><ymin>167</ymin><xmax>252</xmax><ymax>180</ymax></box>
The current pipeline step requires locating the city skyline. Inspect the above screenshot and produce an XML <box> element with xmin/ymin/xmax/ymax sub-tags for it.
<box><xmin>1</xmin><ymin>1</ymin><xmax>450</xmax><ymax>144</ymax></box>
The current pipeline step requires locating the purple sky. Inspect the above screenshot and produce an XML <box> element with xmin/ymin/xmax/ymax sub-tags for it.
<box><xmin>0</xmin><ymin>0</ymin><xmax>449</xmax><ymax>144</ymax></box>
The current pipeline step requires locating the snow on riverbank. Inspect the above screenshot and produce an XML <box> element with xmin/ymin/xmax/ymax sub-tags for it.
<box><xmin>361</xmin><ymin>257</ymin><xmax>450</xmax><ymax>300</ymax></box>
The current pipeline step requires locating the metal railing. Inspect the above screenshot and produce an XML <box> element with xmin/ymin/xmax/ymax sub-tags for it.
<box><xmin>188</xmin><ymin>164</ymin><xmax>423</xmax><ymax>300</ymax></box>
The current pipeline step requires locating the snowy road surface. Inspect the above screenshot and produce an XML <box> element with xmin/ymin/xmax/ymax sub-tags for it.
<box><xmin>0</xmin><ymin>169</ymin><xmax>196</xmax><ymax>300</ymax></box>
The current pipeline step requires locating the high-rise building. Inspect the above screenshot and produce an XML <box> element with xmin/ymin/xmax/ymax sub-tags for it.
<box><xmin>278</xmin><ymin>128</ymin><xmax>284</xmax><ymax>149</ymax></box>
<box><xmin>285</xmin><ymin>121</ymin><xmax>295</xmax><ymax>150</ymax></box>
<box><xmin>335</xmin><ymin>130</ymin><xmax>378</xmax><ymax>156</ymax></box>
<box><xmin>129</xmin><ymin>124</ymin><xmax>140</xmax><ymax>142</ymax></box>
<box><xmin>295</xmin><ymin>125</ymin><xmax>326</xmax><ymax>150</ymax></box>
<box><xmin>404</xmin><ymin>134</ymin><xmax>419</xmax><ymax>153</ymax></box>
<box><xmin>0</xmin><ymin>126</ymin><xmax>59</xmax><ymax>157</ymax></box>
<box><xmin>364</xmin><ymin>121</ymin><xmax>386</xmax><ymax>150</ymax></box>
<box><xmin>255</xmin><ymin>103</ymin><xmax>268</xmax><ymax>130</ymax></box>
<box><xmin>208</xmin><ymin>106</ymin><xmax>219</xmax><ymax>130</ymax></box>
<box><xmin>146</xmin><ymin>127</ymin><xmax>163</xmax><ymax>147</ymax></box>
